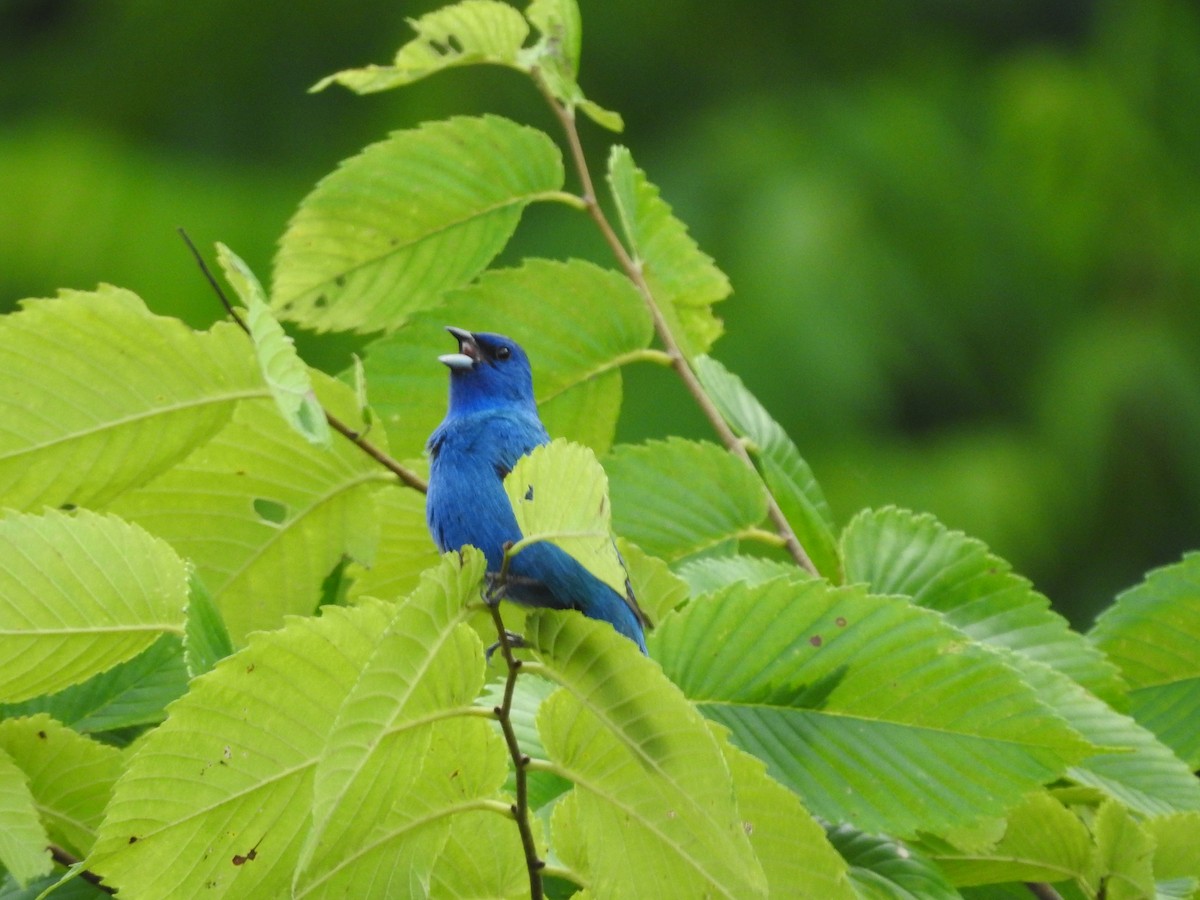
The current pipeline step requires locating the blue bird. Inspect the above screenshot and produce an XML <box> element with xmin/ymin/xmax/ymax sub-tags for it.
<box><xmin>426</xmin><ymin>326</ymin><xmax>650</xmax><ymax>653</ymax></box>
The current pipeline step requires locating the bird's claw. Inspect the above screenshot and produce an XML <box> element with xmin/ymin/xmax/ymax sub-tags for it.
<box><xmin>485</xmin><ymin>631</ymin><xmax>527</xmax><ymax>663</ymax></box>
<box><xmin>483</xmin><ymin>573</ymin><xmax>509</xmax><ymax>607</ymax></box>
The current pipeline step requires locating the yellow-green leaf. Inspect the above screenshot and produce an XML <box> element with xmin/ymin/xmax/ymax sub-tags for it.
<box><xmin>505</xmin><ymin>440</ymin><xmax>627</xmax><ymax>596</ymax></box>
<box><xmin>217</xmin><ymin>243</ymin><xmax>330</xmax><ymax>448</ymax></box>
<box><xmin>0</xmin><ymin>509</ymin><xmax>188</xmax><ymax>703</ymax></box>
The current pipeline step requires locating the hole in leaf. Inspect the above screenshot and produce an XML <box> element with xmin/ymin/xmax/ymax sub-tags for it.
<box><xmin>253</xmin><ymin>498</ymin><xmax>288</xmax><ymax>525</ymax></box>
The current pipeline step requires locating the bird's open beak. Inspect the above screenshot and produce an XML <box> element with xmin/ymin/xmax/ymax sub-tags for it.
<box><xmin>439</xmin><ymin>326</ymin><xmax>478</xmax><ymax>371</ymax></box>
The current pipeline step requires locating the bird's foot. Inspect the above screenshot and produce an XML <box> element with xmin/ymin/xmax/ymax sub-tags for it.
<box><xmin>485</xmin><ymin>631</ymin><xmax>527</xmax><ymax>663</ymax></box>
<box><xmin>482</xmin><ymin>572</ymin><xmax>509</xmax><ymax>607</ymax></box>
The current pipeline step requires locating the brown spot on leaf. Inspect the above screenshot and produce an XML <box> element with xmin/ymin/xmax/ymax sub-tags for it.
<box><xmin>809</xmin><ymin>635</ymin><xmax>823</xmax><ymax>647</ymax></box>
<box><xmin>835</xmin><ymin>617</ymin><xmax>847</xmax><ymax>627</ymax></box>
<box><xmin>232</xmin><ymin>848</ymin><xmax>258</xmax><ymax>866</ymax></box>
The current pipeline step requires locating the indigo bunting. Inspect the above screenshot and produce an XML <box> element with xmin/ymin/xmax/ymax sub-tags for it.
<box><xmin>426</xmin><ymin>326</ymin><xmax>650</xmax><ymax>653</ymax></box>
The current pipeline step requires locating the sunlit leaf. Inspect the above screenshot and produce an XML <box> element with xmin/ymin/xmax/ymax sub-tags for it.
<box><xmin>0</xmin><ymin>287</ymin><xmax>261</xmax><ymax>511</ymax></box>
<box><xmin>1089</xmin><ymin>552</ymin><xmax>1200</xmax><ymax>767</ymax></box>
<box><xmin>618</xmin><ymin>539</ymin><xmax>689</xmax><ymax>625</ymax></box>
<box><xmin>714</xmin><ymin>724</ymin><xmax>855</xmax><ymax>898</ymax></box>
<box><xmin>695</xmin><ymin>354</ymin><xmax>840</xmax><ymax>578</ymax></box>
<box><xmin>0</xmin><ymin>747</ymin><xmax>49</xmax><ymax>886</ymax></box>
<box><xmin>88</xmin><ymin>600</ymin><xmax>395</xmax><ymax>898</ymax></box>
<box><xmin>504</xmin><ymin>440</ymin><xmax>627</xmax><ymax>596</ymax></box>
<box><xmin>524</xmin><ymin>0</ymin><xmax>623</xmax><ymax>130</ymax></box>
<box><xmin>109</xmin><ymin>377</ymin><xmax>388</xmax><ymax>643</ymax></box>
<box><xmin>530</xmin><ymin>610</ymin><xmax>767</xmax><ymax>898</ymax></box>
<box><xmin>312</xmin><ymin>1</ymin><xmax>529</xmax><ymax>94</ymax></box>
<box><xmin>676</xmin><ymin>554</ymin><xmax>804</xmax><ymax>596</ymax></box>
<box><xmin>604</xmin><ymin>438</ymin><xmax>767</xmax><ymax>562</ymax></box>
<box><xmin>272</xmin><ymin>116</ymin><xmax>563</xmax><ymax>334</ymax></box>
<box><xmin>0</xmin><ymin>509</ymin><xmax>188</xmax><ymax>703</ymax></box>
<box><xmin>344</xmin><ymin>484</ymin><xmax>440</xmax><ymax>604</ymax></box>
<box><xmin>1089</xmin><ymin>800</ymin><xmax>1156</xmax><ymax>900</ymax></box>
<box><xmin>652</xmin><ymin>576</ymin><xmax>1092</xmax><ymax>837</ymax></box>
<box><xmin>294</xmin><ymin>552</ymin><xmax>500</xmax><ymax>898</ymax></box>
<box><xmin>0</xmin><ymin>715</ymin><xmax>122</xmax><ymax>859</ymax></box>
<box><xmin>217</xmin><ymin>243</ymin><xmax>330</xmax><ymax>448</ymax></box>
<box><xmin>427</xmin><ymin>805</ymin><xmax>528</xmax><ymax>899</ymax></box>
<box><xmin>927</xmin><ymin>792</ymin><xmax>1094</xmax><ymax>888</ymax></box>
<box><xmin>608</xmin><ymin>146</ymin><xmax>729</xmax><ymax>356</ymax></box>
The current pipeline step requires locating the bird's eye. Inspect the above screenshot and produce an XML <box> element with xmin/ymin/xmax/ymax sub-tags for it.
<box><xmin>495</xmin><ymin>346</ymin><xmax>511</xmax><ymax>361</ymax></box>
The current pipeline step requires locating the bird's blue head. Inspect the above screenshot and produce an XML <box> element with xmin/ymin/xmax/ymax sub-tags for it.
<box><xmin>439</xmin><ymin>326</ymin><xmax>537</xmax><ymax>417</ymax></box>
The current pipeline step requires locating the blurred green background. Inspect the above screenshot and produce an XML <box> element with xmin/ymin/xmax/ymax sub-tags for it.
<box><xmin>4</xmin><ymin>0</ymin><xmax>1198</xmax><ymax>626</ymax></box>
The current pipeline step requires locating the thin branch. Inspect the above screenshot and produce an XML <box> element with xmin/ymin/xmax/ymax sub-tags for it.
<box><xmin>49</xmin><ymin>844</ymin><xmax>116</xmax><ymax>894</ymax></box>
<box><xmin>1024</xmin><ymin>883</ymin><xmax>1064</xmax><ymax>900</ymax></box>
<box><xmin>535</xmin><ymin>93</ymin><xmax>818</xmax><ymax>577</ymax></box>
<box><xmin>177</xmin><ymin>228</ymin><xmax>427</xmax><ymax>493</ymax></box>
<box><xmin>487</xmin><ymin>544</ymin><xmax>544</xmax><ymax>900</ymax></box>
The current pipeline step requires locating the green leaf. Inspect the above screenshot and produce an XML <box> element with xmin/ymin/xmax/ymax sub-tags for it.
<box><xmin>618</xmin><ymin>539</ymin><xmax>690</xmax><ymax>626</ymax></box>
<box><xmin>714</xmin><ymin>724</ymin><xmax>855</xmax><ymax>899</ymax></box>
<box><xmin>652</xmin><ymin>577</ymin><xmax>1092</xmax><ymax>838</ymax></box>
<box><xmin>1090</xmin><ymin>800</ymin><xmax>1156</xmax><ymax>900</ymax></box>
<box><xmin>344</xmin><ymin>484</ymin><xmax>441</xmax><ymax>605</ymax></box>
<box><xmin>842</xmin><ymin>507</ymin><xmax>1125</xmax><ymax>703</ymax></box>
<box><xmin>676</xmin><ymin>554</ymin><xmax>805</xmax><ymax>596</ymax></box>
<box><xmin>1089</xmin><ymin>552</ymin><xmax>1200</xmax><ymax>767</ymax></box>
<box><xmin>0</xmin><ymin>509</ymin><xmax>188</xmax><ymax>703</ymax></box>
<box><xmin>427</xmin><ymin>804</ymin><xmax>528</xmax><ymax>899</ymax></box>
<box><xmin>312</xmin><ymin>0</ymin><xmax>622</xmax><ymax>132</ymax></box>
<box><xmin>504</xmin><ymin>440</ymin><xmax>627</xmax><ymax>596</ymax></box>
<box><xmin>359</xmin><ymin>258</ymin><xmax>653</xmax><ymax>460</ymax></box>
<box><xmin>217</xmin><ymin>243</ymin><xmax>331</xmax><ymax>448</ymax></box>
<box><xmin>1020</xmin><ymin>656</ymin><xmax>1200</xmax><ymax>817</ymax></box>
<box><xmin>0</xmin><ymin>286</ymin><xmax>261</xmax><ymax>511</ymax></box>
<box><xmin>525</xmin><ymin>0</ymin><xmax>581</xmax><ymax>77</ymax></box>
<box><xmin>529</xmin><ymin>610</ymin><xmax>768</xmax><ymax>898</ymax></box>
<box><xmin>608</xmin><ymin>146</ymin><xmax>730</xmax><ymax>357</ymax></box>
<box><xmin>183</xmin><ymin>573</ymin><xmax>233</xmax><ymax>678</ymax></box>
<box><xmin>928</xmin><ymin>791</ymin><xmax>1094</xmax><ymax>888</ymax></box>
<box><xmin>87</xmin><ymin>600</ymin><xmax>395</xmax><ymax>898</ymax></box>
<box><xmin>694</xmin><ymin>354</ymin><xmax>840</xmax><ymax>578</ymax></box>
<box><xmin>312</xmin><ymin>1</ymin><xmax>530</xmax><ymax>94</ymax></box>
<box><xmin>826</xmin><ymin>825</ymin><xmax>961</xmax><ymax>900</ymax></box>
<box><xmin>294</xmin><ymin>551</ymin><xmax>499</xmax><ymax>898</ymax></box>
<box><xmin>604</xmin><ymin>438</ymin><xmax>768</xmax><ymax>562</ymax></box>
<box><xmin>0</xmin><ymin>747</ymin><xmax>50</xmax><ymax>886</ymax></box>
<box><xmin>841</xmin><ymin>515</ymin><xmax>1200</xmax><ymax>817</ymax></box>
<box><xmin>108</xmin><ymin>377</ymin><xmax>388</xmax><ymax>644</ymax></box>
<box><xmin>1146</xmin><ymin>813</ymin><xmax>1200</xmax><ymax>888</ymax></box>
<box><xmin>272</xmin><ymin>115</ymin><xmax>564</xmax><ymax>334</ymax></box>
<box><xmin>523</xmin><ymin>0</ymin><xmax>623</xmax><ymax>131</ymax></box>
<box><xmin>0</xmin><ymin>715</ymin><xmax>122</xmax><ymax>859</ymax></box>
<box><xmin>0</xmin><ymin>635</ymin><xmax>187</xmax><ymax>735</ymax></box>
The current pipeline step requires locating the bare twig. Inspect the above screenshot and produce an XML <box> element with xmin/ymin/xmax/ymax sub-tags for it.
<box><xmin>535</xmin><ymin>92</ymin><xmax>818</xmax><ymax>577</ymax></box>
<box><xmin>49</xmin><ymin>844</ymin><xmax>116</xmax><ymax>894</ymax></box>
<box><xmin>486</xmin><ymin>545</ymin><xmax>544</xmax><ymax>900</ymax></box>
<box><xmin>177</xmin><ymin>228</ymin><xmax>427</xmax><ymax>492</ymax></box>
